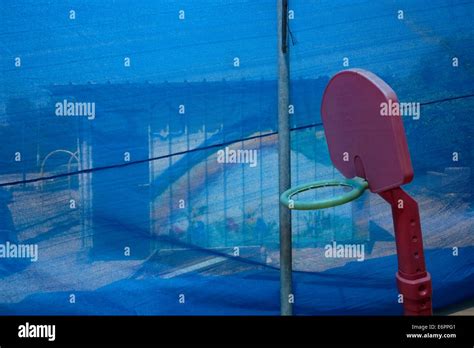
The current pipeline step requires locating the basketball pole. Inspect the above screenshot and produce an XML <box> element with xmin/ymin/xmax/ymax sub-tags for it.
<box><xmin>277</xmin><ymin>0</ymin><xmax>293</xmax><ymax>316</ymax></box>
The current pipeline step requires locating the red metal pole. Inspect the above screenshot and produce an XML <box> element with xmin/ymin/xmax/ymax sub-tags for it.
<box><xmin>378</xmin><ymin>187</ymin><xmax>432</xmax><ymax>316</ymax></box>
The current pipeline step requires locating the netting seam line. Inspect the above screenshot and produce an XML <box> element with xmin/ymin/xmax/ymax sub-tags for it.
<box><xmin>419</xmin><ymin>93</ymin><xmax>474</xmax><ymax>106</ymax></box>
<box><xmin>0</xmin><ymin>123</ymin><xmax>325</xmax><ymax>187</ymax></box>
<box><xmin>1</xmin><ymin>91</ymin><xmax>473</xmax><ymax>188</ymax></box>
<box><xmin>128</xmin><ymin>235</ymin><xmax>387</xmax><ymax>283</ymax></box>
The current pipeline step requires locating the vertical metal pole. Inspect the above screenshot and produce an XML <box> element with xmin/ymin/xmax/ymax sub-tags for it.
<box><xmin>277</xmin><ymin>0</ymin><xmax>293</xmax><ymax>316</ymax></box>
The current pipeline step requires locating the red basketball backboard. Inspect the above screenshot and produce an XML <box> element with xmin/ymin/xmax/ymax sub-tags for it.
<box><xmin>321</xmin><ymin>69</ymin><xmax>413</xmax><ymax>193</ymax></box>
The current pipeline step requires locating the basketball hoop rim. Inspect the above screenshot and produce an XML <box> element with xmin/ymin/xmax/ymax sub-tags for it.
<box><xmin>280</xmin><ymin>177</ymin><xmax>369</xmax><ymax>210</ymax></box>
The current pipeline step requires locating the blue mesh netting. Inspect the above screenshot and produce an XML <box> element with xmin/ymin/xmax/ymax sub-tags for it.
<box><xmin>0</xmin><ymin>0</ymin><xmax>473</xmax><ymax>315</ymax></box>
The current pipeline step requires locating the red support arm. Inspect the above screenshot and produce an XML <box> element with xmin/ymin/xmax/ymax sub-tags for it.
<box><xmin>378</xmin><ymin>187</ymin><xmax>432</xmax><ymax>316</ymax></box>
